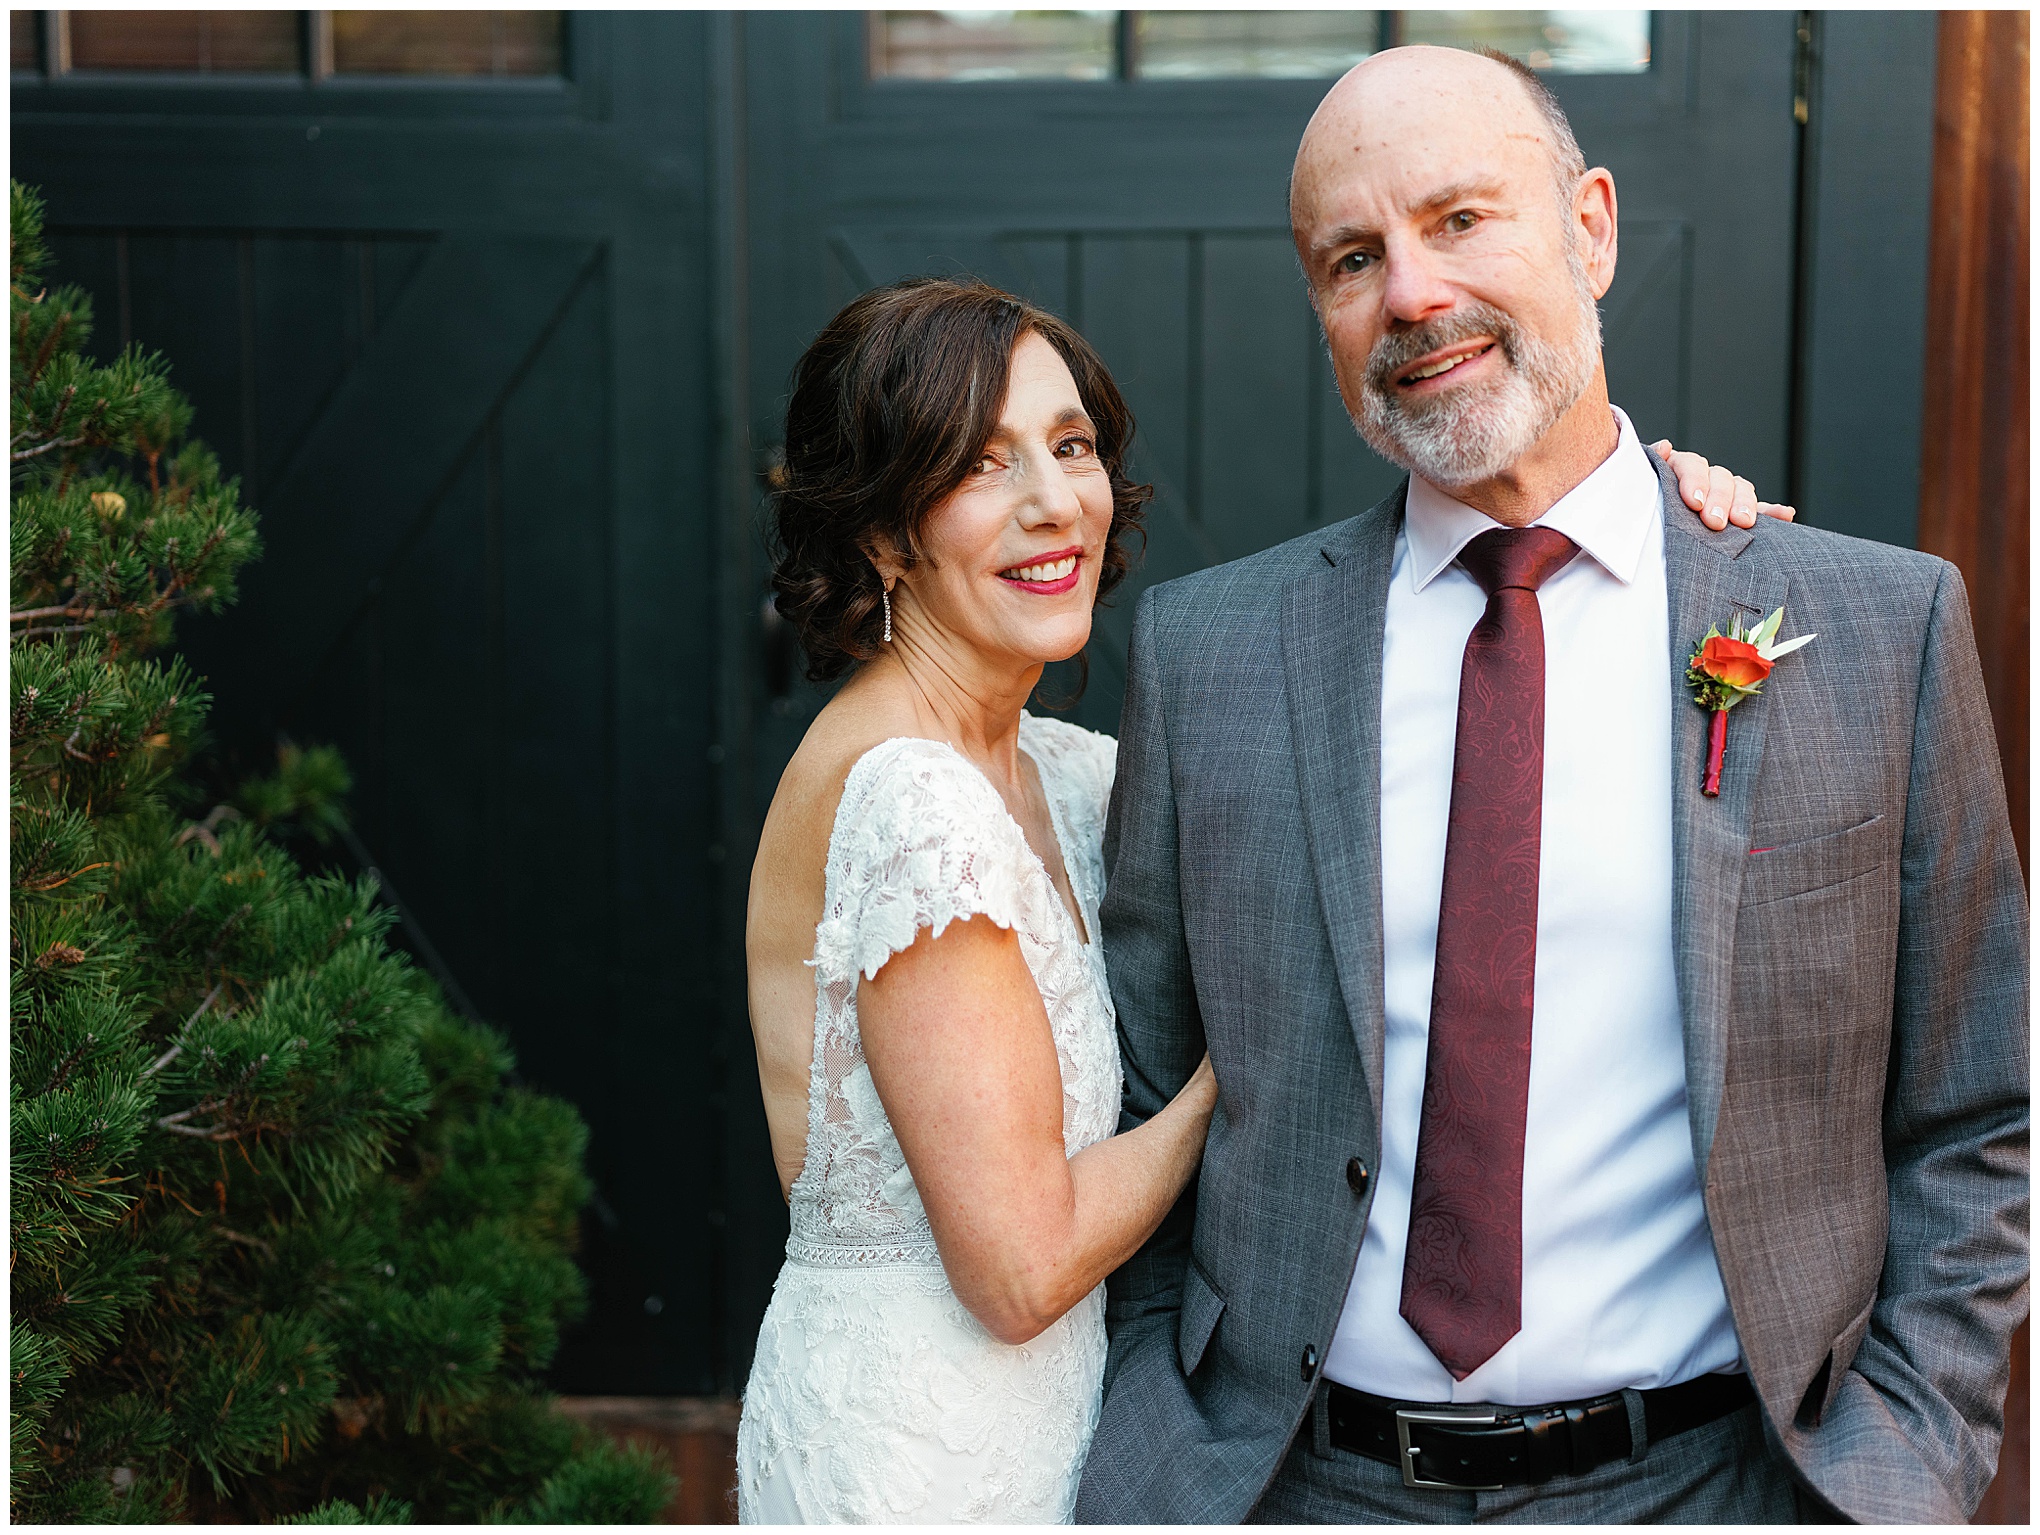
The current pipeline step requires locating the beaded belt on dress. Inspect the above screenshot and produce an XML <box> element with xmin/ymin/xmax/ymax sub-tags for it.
<box><xmin>784</xmin><ymin>1232</ymin><xmax>944</xmax><ymax>1269</ymax></box>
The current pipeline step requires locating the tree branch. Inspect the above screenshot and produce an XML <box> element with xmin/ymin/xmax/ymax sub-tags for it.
<box><xmin>41</xmin><ymin>1033</ymin><xmax>97</xmax><ymax>1096</ymax></box>
<box><xmin>152</xmin><ymin>1051</ymin><xmax>269</xmax><ymax>1133</ymax></box>
<box><xmin>11</xmin><ymin>601</ymin><xmax>94</xmax><ymax>624</ymax></box>
<box><xmin>142</xmin><ymin>982</ymin><xmax>224</xmax><ymax>1079</ymax></box>
<box><xmin>17</xmin><ymin>860</ymin><xmax>113</xmax><ymax>894</ymax></box>
<box><xmin>11</xmin><ymin>434</ymin><xmax>89</xmax><ymax>463</ymax></box>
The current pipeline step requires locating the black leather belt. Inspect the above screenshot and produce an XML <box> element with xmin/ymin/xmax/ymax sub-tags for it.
<box><xmin>1326</xmin><ymin>1372</ymin><xmax>1755</xmax><ymax>1491</ymax></box>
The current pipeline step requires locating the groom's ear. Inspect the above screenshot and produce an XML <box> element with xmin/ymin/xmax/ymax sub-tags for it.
<box><xmin>1573</xmin><ymin>166</ymin><xmax>1619</xmax><ymax>301</ymax></box>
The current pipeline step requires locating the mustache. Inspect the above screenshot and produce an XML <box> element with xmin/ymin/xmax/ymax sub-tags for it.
<box><xmin>1365</xmin><ymin>303</ymin><xmax>1522</xmax><ymax>399</ymax></box>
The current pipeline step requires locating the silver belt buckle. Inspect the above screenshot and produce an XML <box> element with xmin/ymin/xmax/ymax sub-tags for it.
<box><xmin>1395</xmin><ymin>1406</ymin><xmax>1505</xmax><ymax>1491</ymax></box>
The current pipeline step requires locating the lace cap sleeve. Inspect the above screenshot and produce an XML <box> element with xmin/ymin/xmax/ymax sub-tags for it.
<box><xmin>814</xmin><ymin>738</ymin><xmax>1045</xmax><ymax>986</ymax></box>
<box><xmin>1017</xmin><ymin>713</ymin><xmax>1118</xmax><ymax>831</ymax></box>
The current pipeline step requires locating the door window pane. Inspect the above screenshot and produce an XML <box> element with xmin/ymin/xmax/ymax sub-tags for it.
<box><xmin>65</xmin><ymin>10</ymin><xmax>302</xmax><ymax>73</ymax></box>
<box><xmin>1133</xmin><ymin>11</ymin><xmax>1379</xmax><ymax>80</ymax></box>
<box><xmin>872</xmin><ymin>11</ymin><xmax>1117</xmax><ymax>82</ymax></box>
<box><xmin>329</xmin><ymin>11</ymin><xmax>563</xmax><ymax>77</ymax></box>
<box><xmin>1398</xmin><ymin>11</ymin><xmax>1651</xmax><ymax>74</ymax></box>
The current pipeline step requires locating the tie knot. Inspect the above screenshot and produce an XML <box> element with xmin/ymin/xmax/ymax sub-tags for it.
<box><xmin>1458</xmin><ymin>526</ymin><xmax>1579</xmax><ymax>598</ymax></box>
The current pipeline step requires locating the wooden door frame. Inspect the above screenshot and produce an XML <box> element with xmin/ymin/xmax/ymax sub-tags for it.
<box><xmin>1917</xmin><ymin>14</ymin><xmax>2028</xmax><ymax>1522</ymax></box>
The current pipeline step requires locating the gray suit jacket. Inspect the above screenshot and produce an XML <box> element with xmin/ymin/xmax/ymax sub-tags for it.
<box><xmin>1074</xmin><ymin>460</ymin><xmax>2029</xmax><ymax>1524</ymax></box>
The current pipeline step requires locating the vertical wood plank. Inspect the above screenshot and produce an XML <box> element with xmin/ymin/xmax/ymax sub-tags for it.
<box><xmin>1080</xmin><ymin>234</ymin><xmax>1195</xmax><ymax>527</ymax></box>
<box><xmin>1598</xmin><ymin>219</ymin><xmax>1689</xmax><ymax>447</ymax></box>
<box><xmin>39</xmin><ymin>232</ymin><xmax>125</xmax><ymax>358</ymax></box>
<box><xmin>1792</xmin><ymin>11</ymin><xmax>1937</xmax><ymax>547</ymax></box>
<box><xmin>1071</xmin><ymin>232</ymin><xmax>1203</xmax><ymax>736</ymax></box>
<box><xmin>119</xmin><ymin>236</ymin><xmax>246</xmax><ymax>475</ymax></box>
<box><xmin>377</xmin><ymin>448</ymin><xmax>494</xmax><ymax>1002</ymax></box>
<box><xmin>367</xmin><ymin>235</ymin><xmax>433</xmax><ymax>333</ymax></box>
<box><xmin>293</xmin><ymin>589</ymin><xmax>388</xmax><ymax>857</ymax></box>
<box><xmin>250</xmin><ymin>236</ymin><xmax>356</xmax><ymax>492</ymax></box>
<box><xmin>992</xmin><ymin>233</ymin><xmax>1072</xmax><ymax>318</ymax></box>
<box><xmin>1918</xmin><ymin>9</ymin><xmax>2028</xmax><ymax>875</ymax></box>
<box><xmin>495</xmin><ymin>263</ymin><xmax>616</xmax><ymax>1101</ymax></box>
<box><xmin>1199</xmin><ymin>233</ymin><xmax>1313</xmax><ymax>563</ymax></box>
<box><xmin>1919</xmin><ymin>12</ymin><xmax>2028</xmax><ymax>1527</ymax></box>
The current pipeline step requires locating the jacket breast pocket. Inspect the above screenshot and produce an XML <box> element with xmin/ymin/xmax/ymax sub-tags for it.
<box><xmin>1735</xmin><ymin>814</ymin><xmax>1899</xmax><ymax>1162</ymax></box>
<box><xmin>1741</xmin><ymin>815</ymin><xmax>1888</xmax><ymax>909</ymax></box>
<box><xmin>1177</xmin><ymin>1257</ymin><xmax>1227</xmax><ymax>1378</ymax></box>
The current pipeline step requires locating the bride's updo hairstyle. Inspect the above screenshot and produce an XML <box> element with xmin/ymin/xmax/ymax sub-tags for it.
<box><xmin>770</xmin><ymin>277</ymin><xmax>1151</xmax><ymax>682</ymax></box>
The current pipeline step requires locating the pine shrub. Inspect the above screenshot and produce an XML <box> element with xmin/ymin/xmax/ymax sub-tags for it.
<box><xmin>10</xmin><ymin>181</ymin><xmax>673</xmax><ymax>1523</ymax></box>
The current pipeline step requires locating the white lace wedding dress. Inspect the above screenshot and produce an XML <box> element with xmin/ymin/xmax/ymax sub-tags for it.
<box><xmin>736</xmin><ymin>713</ymin><xmax>1122</xmax><ymax>1524</ymax></box>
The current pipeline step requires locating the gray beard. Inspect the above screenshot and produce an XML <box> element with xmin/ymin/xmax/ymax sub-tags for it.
<box><xmin>1347</xmin><ymin>257</ymin><xmax>1602</xmax><ymax>490</ymax></box>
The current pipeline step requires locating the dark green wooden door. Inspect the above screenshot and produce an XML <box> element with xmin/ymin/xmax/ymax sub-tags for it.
<box><xmin>13</xmin><ymin>12</ymin><xmax>744</xmax><ymax>1393</ymax></box>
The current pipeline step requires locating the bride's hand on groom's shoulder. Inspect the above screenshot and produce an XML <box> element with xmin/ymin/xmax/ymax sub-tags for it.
<box><xmin>1651</xmin><ymin>439</ymin><xmax>1797</xmax><ymax>532</ymax></box>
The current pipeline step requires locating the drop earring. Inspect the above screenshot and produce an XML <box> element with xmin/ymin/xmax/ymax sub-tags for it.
<box><xmin>881</xmin><ymin>582</ymin><xmax>893</xmax><ymax>644</ymax></box>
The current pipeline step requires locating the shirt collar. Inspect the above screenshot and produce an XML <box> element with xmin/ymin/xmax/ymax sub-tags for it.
<box><xmin>1403</xmin><ymin>407</ymin><xmax>1662</xmax><ymax>593</ymax></box>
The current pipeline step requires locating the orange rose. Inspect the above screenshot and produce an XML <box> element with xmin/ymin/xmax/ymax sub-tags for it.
<box><xmin>1698</xmin><ymin>635</ymin><xmax>1772</xmax><ymax>689</ymax></box>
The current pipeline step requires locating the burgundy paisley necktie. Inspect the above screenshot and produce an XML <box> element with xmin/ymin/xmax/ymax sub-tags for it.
<box><xmin>1399</xmin><ymin>524</ymin><xmax>1578</xmax><ymax>1381</ymax></box>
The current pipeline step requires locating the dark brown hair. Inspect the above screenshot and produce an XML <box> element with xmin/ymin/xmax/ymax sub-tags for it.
<box><xmin>768</xmin><ymin>277</ymin><xmax>1151</xmax><ymax>683</ymax></box>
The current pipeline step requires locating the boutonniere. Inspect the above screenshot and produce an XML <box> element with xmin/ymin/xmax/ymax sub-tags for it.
<box><xmin>1686</xmin><ymin>607</ymin><xmax>1815</xmax><ymax>797</ymax></box>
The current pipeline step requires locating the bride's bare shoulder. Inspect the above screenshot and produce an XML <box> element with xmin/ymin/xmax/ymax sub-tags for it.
<box><xmin>753</xmin><ymin>683</ymin><xmax>930</xmax><ymax>892</ymax></box>
<box><xmin>772</xmin><ymin>706</ymin><xmax>899</xmax><ymax>835</ymax></box>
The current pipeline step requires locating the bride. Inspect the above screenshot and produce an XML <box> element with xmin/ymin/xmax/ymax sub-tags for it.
<box><xmin>735</xmin><ymin>277</ymin><xmax>1786</xmax><ymax>1523</ymax></box>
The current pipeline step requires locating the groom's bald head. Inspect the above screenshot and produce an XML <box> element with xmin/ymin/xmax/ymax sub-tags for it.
<box><xmin>1290</xmin><ymin>46</ymin><xmax>1587</xmax><ymax>244</ymax></box>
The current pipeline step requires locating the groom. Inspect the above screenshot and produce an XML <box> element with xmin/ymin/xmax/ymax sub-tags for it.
<box><xmin>1076</xmin><ymin>45</ymin><xmax>2028</xmax><ymax>1524</ymax></box>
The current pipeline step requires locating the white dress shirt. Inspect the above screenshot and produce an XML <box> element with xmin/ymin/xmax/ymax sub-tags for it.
<box><xmin>1323</xmin><ymin>408</ymin><xmax>1743</xmax><ymax>1405</ymax></box>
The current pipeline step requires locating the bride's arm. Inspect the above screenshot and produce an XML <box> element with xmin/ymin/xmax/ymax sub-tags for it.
<box><xmin>860</xmin><ymin>913</ymin><xmax>1216</xmax><ymax>1347</ymax></box>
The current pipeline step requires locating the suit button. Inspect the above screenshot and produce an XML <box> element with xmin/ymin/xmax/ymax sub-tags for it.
<box><xmin>1300</xmin><ymin>1344</ymin><xmax>1319</xmax><ymax>1381</ymax></box>
<box><xmin>1346</xmin><ymin>1158</ymin><xmax>1370</xmax><ymax>1196</ymax></box>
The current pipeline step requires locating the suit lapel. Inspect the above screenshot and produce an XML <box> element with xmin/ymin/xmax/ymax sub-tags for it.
<box><xmin>1282</xmin><ymin>487</ymin><xmax>1404</xmax><ymax>1134</ymax></box>
<box><xmin>1658</xmin><ymin>457</ymin><xmax>1789</xmax><ymax>1176</ymax></box>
